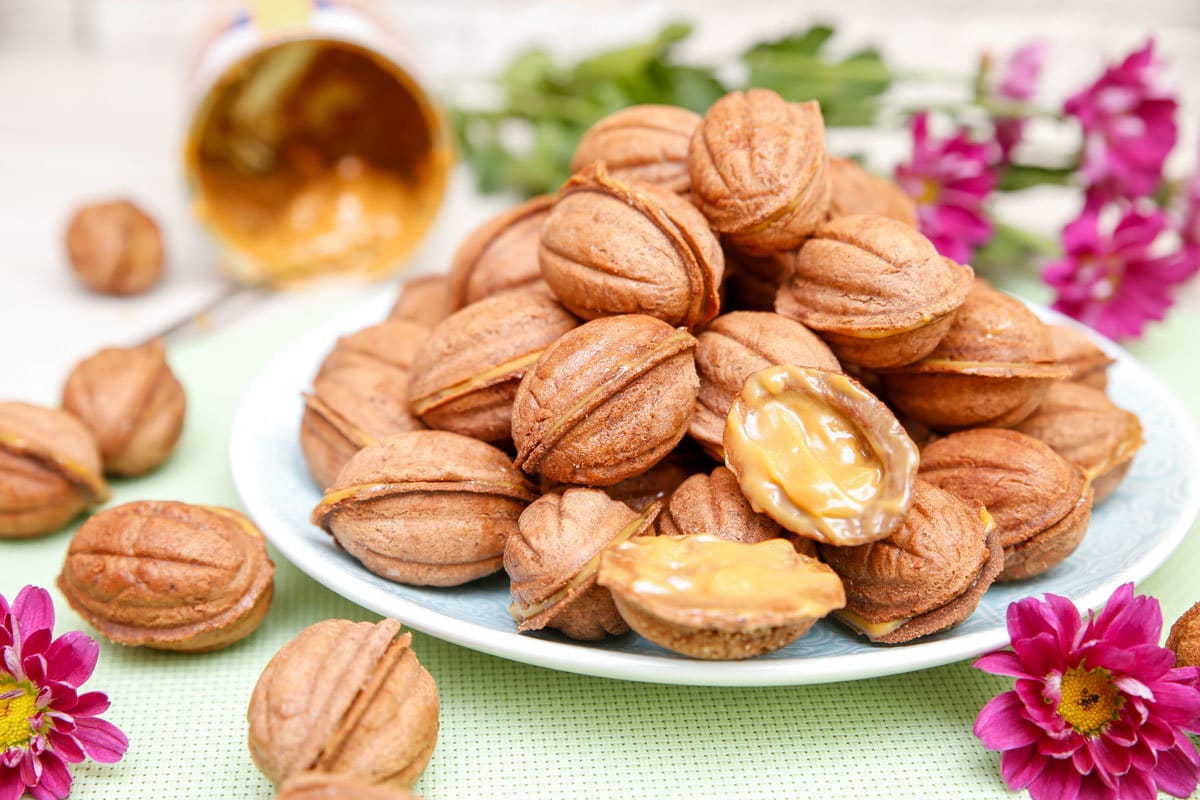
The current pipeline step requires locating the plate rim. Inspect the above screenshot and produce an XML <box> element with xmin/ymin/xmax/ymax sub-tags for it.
<box><xmin>229</xmin><ymin>293</ymin><xmax>1200</xmax><ymax>687</ymax></box>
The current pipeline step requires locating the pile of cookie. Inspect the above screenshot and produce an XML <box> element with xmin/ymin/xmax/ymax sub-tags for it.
<box><xmin>300</xmin><ymin>88</ymin><xmax>1143</xmax><ymax>659</ymax></box>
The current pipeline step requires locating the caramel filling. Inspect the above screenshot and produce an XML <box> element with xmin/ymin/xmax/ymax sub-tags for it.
<box><xmin>508</xmin><ymin>503</ymin><xmax>658</xmax><ymax>623</ymax></box>
<box><xmin>725</xmin><ymin>368</ymin><xmax>891</xmax><ymax>543</ymax></box>
<box><xmin>598</xmin><ymin>534</ymin><xmax>845</xmax><ymax>625</ymax></box>
<box><xmin>411</xmin><ymin>350</ymin><xmax>544</xmax><ymax>416</ymax></box>
<box><xmin>833</xmin><ymin>609</ymin><xmax>910</xmax><ymax>639</ymax></box>
<box><xmin>185</xmin><ymin>39</ymin><xmax>449</xmax><ymax>284</ymax></box>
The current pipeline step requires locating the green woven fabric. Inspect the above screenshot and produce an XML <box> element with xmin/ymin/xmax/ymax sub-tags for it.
<box><xmin>3</xmin><ymin>281</ymin><xmax>1199</xmax><ymax>800</ymax></box>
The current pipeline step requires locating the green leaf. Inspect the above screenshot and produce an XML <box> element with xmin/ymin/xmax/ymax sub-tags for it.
<box><xmin>997</xmin><ymin>164</ymin><xmax>1077</xmax><ymax>192</ymax></box>
<box><xmin>741</xmin><ymin>25</ymin><xmax>835</xmax><ymax>60</ymax></box>
<box><xmin>741</xmin><ymin>30</ymin><xmax>891</xmax><ymax>126</ymax></box>
<box><xmin>450</xmin><ymin>20</ymin><xmax>897</xmax><ymax>196</ymax></box>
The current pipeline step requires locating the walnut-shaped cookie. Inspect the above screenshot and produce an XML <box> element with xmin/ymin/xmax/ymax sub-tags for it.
<box><xmin>826</xmin><ymin>156</ymin><xmax>917</xmax><ymax>226</ymax></box>
<box><xmin>58</xmin><ymin>500</ymin><xmax>273</xmax><ymax>651</ymax></box>
<box><xmin>724</xmin><ymin>365</ymin><xmax>919</xmax><ymax>547</ymax></box>
<box><xmin>690</xmin><ymin>311</ymin><xmax>840</xmax><ymax>459</ymax></box>
<box><xmin>512</xmin><ymin>315</ymin><xmax>699</xmax><ymax>487</ymax></box>
<box><xmin>775</xmin><ymin>214</ymin><xmax>973</xmax><ymax>369</ymax></box>
<box><xmin>820</xmin><ymin>479</ymin><xmax>1003</xmax><ymax>643</ymax></box>
<box><xmin>62</xmin><ymin>339</ymin><xmax>186</xmax><ymax>476</ymax></box>
<box><xmin>248</xmin><ymin>619</ymin><xmax>438</xmax><ymax>790</ymax></box>
<box><xmin>539</xmin><ymin>164</ymin><xmax>723</xmax><ymax>329</ymax></box>
<box><xmin>658</xmin><ymin>466</ymin><xmax>789</xmax><ymax>548</ymax></box>
<box><xmin>570</xmin><ymin>104</ymin><xmax>700</xmax><ymax>194</ymax></box>
<box><xmin>408</xmin><ymin>289</ymin><xmax>577</xmax><ymax>442</ymax></box>
<box><xmin>1167</xmin><ymin>601</ymin><xmax>1200</xmax><ymax>668</ymax></box>
<box><xmin>65</xmin><ymin>199</ymin><xmax>164</xmax><ymax>296</ymax></box>
<box><xmin>0</xmin><ymin>401</ymin><xmax>109</xmax><ymax>538</ymax></box>
<box><xmin>599</xmin><ymin>534</ymin><xmax>845</xmax><ymax>659</ymax></box>
<box><xmin>1011</xmin><ymin>381</ymin><xmax>1143</xmax><ymax>503</ymax></box>
<box><xmin>387</xmin><ymin>275</ymin><xmax>454</xmax><ymax>329</ymax></box>
<box><xmin>919</xmin><ymin>429</ymin><xmax>1093</xmax><ymax>581</ymax></box>
<box><xmin>1047</xmin><ymin>324</ymin><xmax>1115</xmax><ymax>390</ymax></box>
<box><xmin>878</xmin><ymin>281</ymin><xmax>1069</xmax><ymax>430</ymax></box>
<box><xmin>506</xmin><ymin>488</ymin><xmax>660</xmax><ymax>641</ymax></box>
<box><xmin>312</xmin><ymin>431</ymin><xmax>537</xmax><ymax>586</ymax></box>
<box><xmin>448</xmin><ymin>194</ymin><xmax>554</xmax><ymax>308</ymax></box>
<box><xmin>688</xmin><ymin>90</ymin><xmax>831</xmax><ymax>254</ymax></box>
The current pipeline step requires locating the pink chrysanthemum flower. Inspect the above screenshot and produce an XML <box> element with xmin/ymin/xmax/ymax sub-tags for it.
<box><xmin>1180</xmin><ymin>153</ymin><xmax>1200</xmax><ymax>247</ymax></box>
<box><xmin>1063</xmin><ymin>39</ymin><xmax>1178</xmax><ymax>203</ymax></box>
<box><xmin>1043</xmin><ymin>205</ymin><xmax>1196</xmax><ymax>340</ymax></box>
<box><xmin>974</xmin><ymin>584</ymin><xmax>1200</xmax><ymax>800</ymax></box>
<box><xmin>991</xmin><ymin>40</ymin><xmax>1047</xmax><ymax>163</ymax></box>
<box><xmin>895</xmin><ymin>112</ymin><xmax>996</xmax><ymax>264</ymax></box>
<box><xmin>0</xmin><ymin>586</ymin><xmax>127</xmax><ymax>800</ymax></box>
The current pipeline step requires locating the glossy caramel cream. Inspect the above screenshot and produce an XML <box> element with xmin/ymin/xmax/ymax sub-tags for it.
<box><xmin>185</xmin><ymin>39</ymin><xmax>450</xmax><ymax>284</ymax></box>
<box><xmin>597</xmin><ymin>534</ymin><xmax>845</xmax><ymax>629</ymax></box>
<box><xmin>724</xmin><ymin>365</ymin><xmax>915</xmax><ymax>545</ymax></box>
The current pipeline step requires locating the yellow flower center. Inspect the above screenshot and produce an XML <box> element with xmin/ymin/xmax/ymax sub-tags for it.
<box><xmin>0</xmin><ymin>677</ymin><xmax>39</xmax><ymax>751</ymax></box>
<box><xmin>1056</xmin><ymin>664</ymin><xmax>1123</xmax><ymax>737</ymax></box>
<box><xmin>918</xmin><ymin>179</ymin><xmax>940</xmax><ymax>205</ymax></box>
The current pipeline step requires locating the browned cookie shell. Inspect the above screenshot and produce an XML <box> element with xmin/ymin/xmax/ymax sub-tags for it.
<box><xmin>408</xmin><ymin>288</ymin><xmax>577</xmax><ymax>442</ymax></box>
<box><xmin>820</xmin><ymin>479</ymin><xmax>1002</xmax><ymax>643</ymax></box>
<box><xmin>512</xmin><ymin>315</ymin><xmax>699</xmax><ymax>487</ymax></box>
<box><xmin>65</xmin><ymin>199</ymin><xmax>164</xmax><ymax>296</ymax></box>
<box><xmin>58</xmin><ymin>500</ymin><xmax>273</xmax><ymax>651</ymax></box>
<box><xmin>448</xmin><ymin>194</ymin><xmax>554</xmax><ymax>308</ymax></box>
<box><xmin>62</xmin><ymin>339</ymin><xmax>186</xmax><ymax>476</ymax></box>
<box><xmin>539</xmin><ymin>164</ymin><xmax>723</xmax><ymax>329</ymax></box>
<box><xmin>570</xmin><ymin>104</ymin><xmax>701</xmax><ymax>194</ymax></box>
<box><xmin>688</xmin><ymin>90</ymin><xmax>831</xmax><ymax>255</ymax></box>
<box><xmin>506</xmin><ymin>488</ymin><xmax>660</xmax><ymax>641</ymax></box>
<box><xmin>919</xmin><ymin>428</ymin><xmax>1093</xmax><ymax>581</ymax></box>
<box><xmin>248</xmin><ymin>619</ymin><xmax>438</xmax><ymax>790</ymax></box>
<box><xmin>0</xmin><ymin>401</ymin><xmax>109</xmax><ymax>538</ymax></box>
<box><xmin>776</xmin><ymin>215</ymin><xmax>973</xmax><ymax>368</ymax></box>
<box><xmin>313</xmin><ymin>431</ymin><xmax>536</xmax><ymax>586</ymax></box>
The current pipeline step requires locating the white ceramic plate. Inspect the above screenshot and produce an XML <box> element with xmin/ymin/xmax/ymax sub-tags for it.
<box><xmin>230</xmin><ymin>293</ymin><xmax>1200</xmax><ymax>686</ymax></box>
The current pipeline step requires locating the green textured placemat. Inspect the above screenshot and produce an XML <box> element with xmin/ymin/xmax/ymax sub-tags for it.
<box><xmin>3</xmin><ymin>292</ymin><xmax>1198</xmax><ymax>800</ymax></box>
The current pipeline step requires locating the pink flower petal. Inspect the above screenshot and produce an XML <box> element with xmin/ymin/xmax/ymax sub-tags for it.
<box><xmin>1093</xmin><ymin>735</ymin><xmax>1132</xmax><ymax>776</ymax></box>
<box><xmin>18</xmin><ymin>749</ymin><xmax>41</xmax><ymax>787</ymax></box>
<box><xmin>45</xmin><ymin>731</ymin><xmax>84</xmax><ymax>765</ymax></box>
<box><xmin>68</xmin><ymin>691</ymin><xmax>111</xmax><ymax>719</ymax></box>
<box><xmin>975</xmin><ymin>692</ymin><xmax>1043</xmax><ymax>749</ymax></box>
<box><xmin>1154</xmin><ymin>742</ymin><xmax>1200</xmax><ymax>798</ymax></box>
<box><xmin>12</xmin><ymin>587</ymin><xmax>54</xmax><ymax>650</ymax></box>
<box><xmin>1116</xmin><ymin>766</ymin><xmax>1158</xmax><ymax>800</ymax></box>
<box><xmin>1001</xmin><ymin>745</ymin><xmax>1048</xmax><ymax>789</ymax></box>
<box><xmin>1029</xmin><ymin>756</ymin><xmax>1083</xmax><ymax>800</ymax></box>
<box><xmin>43</xmin><ymin>632</ymin><xmax>98</xmax><ymax>687</ymax></box>
<box><xmin>0</xmin><ymin>766</ymin><xmax>23</xmax><ymax>800</ymax></box>
<box><xmin>30</xmin><ymin>752</ymin><xmax>71</xmax><ymax>800</ymax></box>
<box><xmin>973</xmin><ymin>650</ymin><xmax>1035</xmax><ymax>679</ymax></box>
<box><xmin>1072</xmin><ymin>744</ymin><xmax>1095</xmax><ymax>776</ymax></box>
<box><xmin>1012</xmin><ymin>633</ymin><xmax>1066</xmax><ymax>678</ymax></box>
<box><xmin>1039</xmin><ymin>731</ymin><xmax>1081</xmax><ymax>758</ymax></box>
<box><xmin>72</xmin><ymin>717</ymin><xmax>129</xmax><ymax>763</ymax></box>
<box><xmin>1076</xmin><ymin>774</ymin><xmax>1120</xmax><ymax>800</ymax></box>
